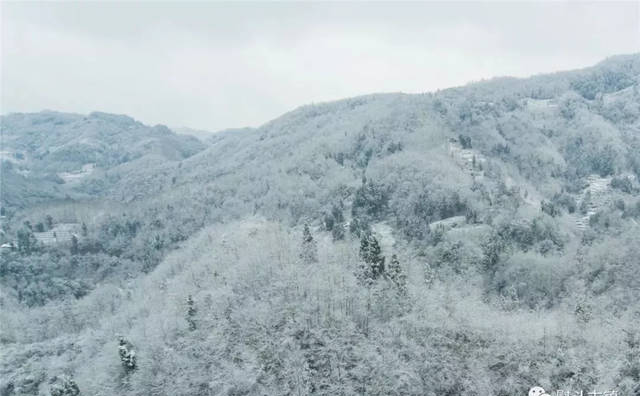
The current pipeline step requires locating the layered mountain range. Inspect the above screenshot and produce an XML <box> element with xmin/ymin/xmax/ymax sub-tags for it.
<box><xmin>1</xmin><ymin>54</ymin><xmax>640</xmax><ymax>396</ymax></box>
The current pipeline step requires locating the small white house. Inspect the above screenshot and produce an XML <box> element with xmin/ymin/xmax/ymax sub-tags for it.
<box><xmin>0</xmin><ymin>242</ymin><xmax>16</xmax><ymax>251</ymax></box>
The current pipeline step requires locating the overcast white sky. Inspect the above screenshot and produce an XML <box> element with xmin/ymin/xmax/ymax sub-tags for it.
<box><xmin>1</xmin><ymin>2</ymin><xmax>639</xmax><ymax>132</ymax></box>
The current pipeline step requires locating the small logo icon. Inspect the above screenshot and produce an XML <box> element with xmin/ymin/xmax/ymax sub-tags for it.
<box><xmin>529</xmin><ymin>386</ymin><xmax>550</xmax><ymax>396</ymax></box>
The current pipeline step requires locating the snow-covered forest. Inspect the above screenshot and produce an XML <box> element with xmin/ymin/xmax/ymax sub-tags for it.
<box><xmin>2</xmin><ymin>54</ymin><xmax>640</xmax><ymax>395</ymax></box>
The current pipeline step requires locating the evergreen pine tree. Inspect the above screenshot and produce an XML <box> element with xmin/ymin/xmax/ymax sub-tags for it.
<box><xmin>358</xmin><ymin>233</ymin><xmax>372</xmax><ymax>284</ymax></box>
<box><xmin>303</xmin><ymin>223</ymin><xmax>313</xmax><ymax>244</ymax></box>
<box><xmin>387</xmin><ymin>254</ymin><xmax>407</xmax><ymax>295</ymax></box>
<box><xmin>17</xmin><ymin>228</ymin><xmax>37</xmax><ymax>255</ymax></box>
<box><xmin>300</xmin><ymin>223</ymin><xmax>318</xmax><ymax>263</ymax></box>
<box><xmin>359</xmin><ymin>232</ymin><xmax>370</xmax><ymax>261</ymax></box>
<box><xmin>324</xmin><ymin>212</ymin><xmax>335</xmax><ymax>231</ymax></box>
<box><xmin>358</xmin><ymin>233</ymin><xmax>385</xmax><ymax>283</ymax></box>
<box><xmin>50</xmin><ymin>375</ymin><xmax>80</xmax><ymax>396</ymax></box>
<box><xmin>367</xmin><ymin>235</ymin><xmax>385</xmax><ymax>279</ymax></box>
<box><xmin>186</xmin><ymin>295</ymin><xmax>197</xmax><ymax>331</ymax></box>
<box><xmin>331</xmin><ymin>223</ymin><xmax>345</xmax><ymax>241</ymax></box>
<box><xmin>331</xmin><ymin>204</ymin><xmax>344</xmax><ymax>224</ymax></box>
<box><xmin>323</xmin><ymin>204</ymin><xmax>345</xmax><ymax>232</ymax></box>
<box><xmin>70</xmin><ymin>235</ymin><xmax>79</xmax><ymax>255</ymax></box>
<box><xmin>118</xmin><ymin>337</ymin><xmax>137</xmax><ymax>373</ymax></box>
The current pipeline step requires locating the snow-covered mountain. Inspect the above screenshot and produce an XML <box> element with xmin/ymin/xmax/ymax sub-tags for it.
<box><xmin>0</xmin><ymin>111</ymin><xmax>205</xmax><ymax>208</ymax></box>
<box><xmin>1</xmin><ymin>54</ymin><xmax>640</xmax><ymax>396</ymax></box>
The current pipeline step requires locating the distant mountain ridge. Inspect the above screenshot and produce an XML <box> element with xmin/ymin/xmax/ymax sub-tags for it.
<box><xmin>0</xmin><ymin>110</ymin><xmax>206</xmax><ymax>209</ymax></box>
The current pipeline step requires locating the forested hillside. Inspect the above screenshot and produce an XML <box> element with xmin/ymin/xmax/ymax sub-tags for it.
<box><xmin>0</xmin><ymin>111</ymin><xmax>205</xmax><ymax>209</ymax></box>
<box><xmin>1</xmin><ymin>54</ymin><xmax>640</xmax><ymax>396</ymax></box>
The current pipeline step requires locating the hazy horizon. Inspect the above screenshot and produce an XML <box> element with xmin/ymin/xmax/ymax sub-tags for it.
<box><xmin>2</xmin><ymin>2</ymin><xmax>639</xmax><ymax>132</ymax></box>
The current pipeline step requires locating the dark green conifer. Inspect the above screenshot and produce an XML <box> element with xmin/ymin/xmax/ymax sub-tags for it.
<box><xmin>186</xmin><ymin>295</ymin><xmax>197</xmax><ymax>331</ymax></box>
